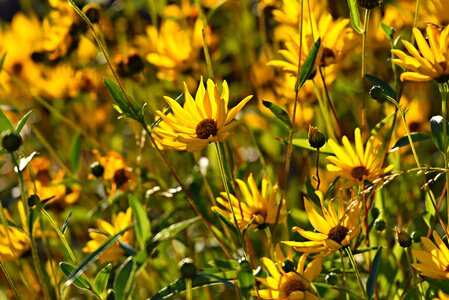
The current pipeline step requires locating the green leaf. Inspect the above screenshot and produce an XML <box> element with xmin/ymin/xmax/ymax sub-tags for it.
<box><xmin>366</xmin><ymin>75</ymin><xmax>396</xmax><ymax>100</ymax></box>
<box><xmin>367</xmin><ymin>247</ymin><xmax>383</xmax><ymax>300</ymax></box>
<box><xmin>104</xmin><ymin>78</ymin><xmax>142</xmax><ymax>122</ymax></box>
<box><xmin>347</xmin><ymin>0</ymin><xmax>363</xmax><ymax>33</ymax></box>
<box><xmin>15</xmin><ymin>110</ymin><xmax>32</xmax><ymax>134</ymax></box>
<box><xmin>114</xmin><ymin>257</ymin><xmax>135</xmax><ymax>300</ymax></box>
<box><xmin>306</xmin><ymin>177</ymin><xmax>320</xmax><ymax>206</ymax></box>
<box><xmin>152</xmin><ymin>216</ymin><xmax>200</xmax><ymax>242</ymax></box>
<box><xmin>262</xmin><ymin>101</ymin><xmax>291</xmax><ymax>129</ymax></box>
<box><xmin>430</xmin><ymin>115</ymin><xmax>449</xmax><ymax>153</ymax></box>
<box><xmin>238</xmin><ymin>258</ymin><xmax>254</xmax><ymax>299</ymax></box>
<box><xmin>296</xmin><ymin>38</ymin><xmax>321</xmax><ymax>90</ymax></box>
<box><xmin>381</xmin><ymin>23</ymin><xmax>395</xmax><ymax>41</ymax></box>
<box><xmin>94</xmin><ymin>263</ymin><xmax>112</xmax><ymax>296</ymax></box>
<box><xmin>0</xmin><ymin>108</ymin><xmax>14</xmax><ymax>132</ymax></box>
<box><xmin>151</xmin><ymin>92</ymin><xmax>182</xmax><ymax>129</ymax></box>
<box><xmin>324</xmin><ymin>176</ymin><xmax>340</xmax><ymax>200</ymax></box>
<box><xmin>61</xmin><ymin>211</ymin><xmax>73</xmax><ymax>234</ymax></box>
<box><xmin>291</xmin><ymin>138</ymin><xmax>333</xmax><ymax>154</ymax></box>
<box><xmin>129</xmin><ymin>194</ymin><xmax>151</xmax><ymax>250</ymax></box>
<box><xmin>70</xmin><ymin>134</ymin><xmax>82</xmax><ymax>171</ymax></box>
<box><xmin>59</xmin><ymin>262</ymin><xmax>91</xmax><ymax>291</ymax></box>
<box><xmin>64</xmin><ymin>225</ymin><xmax>133</xmax><ymax>287</ymax></box>
<box><xmin>371</xmin><ymin>110</ymin><xmax>396</xmax><ymax>136</ymax></box>
<box><xmin>390</xmin><ymin>133</ymin><xmax>430</xmax><ymax>152</ymax></box>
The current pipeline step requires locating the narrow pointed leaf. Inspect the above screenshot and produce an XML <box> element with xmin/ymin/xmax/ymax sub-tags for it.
<box><xmin>291</xmin><ymin>138</ymin><xmax>333</xmax><ymax>154</ymax></box>
<box><xmin>306</xmin><ymin>177</ymin><xmax>320</xmax><ymax>206</ymax></box>
<box><xmin>104</xmin><ymin>78</ymin><xmax>142</xmax><ymax>122</ymax></box>
<box><xmin>15</xmin><ymin>110</ymin><xmax>32</xmax><ymax>134</ymax></box>
<box><xmin>152</xmin><ymin>216</ymin><xmax>200</xmax><ymax>242</ymax></box>
<box><xmin>381</xmin><ymin>23</ymin><xmax>394</xmax><ymax>41</ymax></box>
<box><xmin>64</xmin><ymin>225</ymin><xmax>133</xmax><ymax>287</ymax></box>
<box><xmin>70</xmin><ymin>134</ymin><xmax>82</xmax><ymax>171</ymax></box>
<box><xmin>94</xmin><ymin>263</ymin><xmax>112</xmax><ymax>296</ymax></box>
<box><xmin>389</xmin><ymin>133</ymin><xmax>429</xmax><ymax>152</ymax></box>
<box><xmin>347</xmin><ymin>0</ymin><xmax>363</xmax><ymax>33</ymax></box>
<box><xmin>430</xmin><ymin>115</ymin><xmax>449</xmax><ymax>153</ymax></box>
<box><xmin>262</xmin><ymin>101</ymin><xmax>291</xmax><ymax>129</ymax></box>
<box><xmin>0</xmin><ymin>108</ymin><xmax>14</xmax><ymax>132</ymax></box>
<box><xmin>59</xmin><ymin>262</ymin><xmax>91</xmax><ymax>290</ymax></box>
<box><xmin>0</xmin><ymin>52</ymin><xmax>6</xmax><ymax>72</ymax></box>
<box><xmin>213</xmin><ymin>210</ymin><xmax>238</xmax><ymax>237</ymax></box>
<box><xmin>129</xmin><ymin>194</ymin><xmax>151</xmax><ymax>250</ymax></box>
<box><xmin>367</xmin><ymin>247</ymin><xmax>383</xmax><ymax>300</ymax></box>
<box><xmin>114</xmin><ymin>257</ymin><xmax>135</xmax><ymax>300</ymax></box>
<box><xmin>61</xmin><ymin>211</ymin><xmax>73</xmax><ymax>234</ymax></box>
<box><xmin>371</xmin><ymin>110</ymin><xmax>395</xmax><ymax>136</ymax></box>
<box><xmin>296</xmin><ymin>38</ymin><xmax>321</xmax><ymax>90</ymax></box>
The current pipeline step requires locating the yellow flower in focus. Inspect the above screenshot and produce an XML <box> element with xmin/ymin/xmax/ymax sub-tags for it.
<box><xmin>283</xmin><ymin>192</ymin><xmax>362</xmax><ymax>256</ymax></box>
<box><xmin>83</xmin><ymin>208</ymin><xmax>134</xmax><ymax>264</ymax></box>
<box><xmin>212</xmin><ymin>173</ymin><xmax>286</xmax><ymax>230</ymax></box>
<box><xmin>326</xmin><ymin>128</ymin><xmax>393</xmax><ymax>185</ymax></box>
<box><xmin>391</xmin><ymin>25</ymin><xmax>449</xmax><ymax>82</ymax></box>
<box><xmin>253</xmin><ymin>245</ymin><xmax>322</xmax><ymax>299</ymax></box>
<box><xmin>152</xmin><ymin>78</ymin><xmax>252</xmax><ymax>152</ymax></box>
<box><xmin>412</xmin><ymin>230</ymin><xmax>449</xmax><ymax>280</ymax></box>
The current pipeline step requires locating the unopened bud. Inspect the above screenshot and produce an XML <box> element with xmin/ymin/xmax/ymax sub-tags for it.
<box><xmin>357</xmin><ymin>0</ymin><xmax>381</xmax><ymax>9</ymax></box>
<box><xmin>27</xmin><ymin>194</ymin><xmax>40</xmax><ymax>207</ymax></box>
<box><xmin>282</xmin><ymin>259</ymin><xmax>295</xmax><ymax>273</ymax></box>
<box><xmin>308</xmin><ymin>125</ymin><xmax>326</xmax><ymax>149</ymax></box>
<box><xmin>395</xmin><ymin>227</ymin><xmax>412</xmax><ymax>248</ymax></box>
<box><xmin>2</xmin><ymin>131</ymin><xmax>22</xmax><ymax>152</ymax></box>
<box><xmin>179</xmin><ymin>258</ymin><xmax>197</xmax><ymax>279</ymax></box>
<box><xmin>90</xmin><ymin>162</ymin><xmax>104</xmax><ymax>178</ymax></box>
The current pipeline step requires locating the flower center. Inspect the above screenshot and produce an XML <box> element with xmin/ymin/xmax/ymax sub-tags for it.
<box><xmin>113</xmin><ymin>168</ymin><xmax>129</xmax><ymax>188</ymax></box>
<box><xmin>12</xmin><ymin>62</ymin><xmax>23</xmax><ymax>76</ymax></box>
<box><xmin>321</xmin><ymin>47</ymin><xmax>336</xmax><ymax>67</ymax></box>
<box><xmin>351</xmin><ymin>166</ymin><xmax>369</xmax><ymax>181</ymax></box>
<box><xmin>328</xmin><ymin>224</ymin><xmax>349</xmax><ymax>244</ymax></box>
<box><xmin>280</xmin><ymin>273</ymin><xmax>306</xmax><ymax>296</ymax></box>
<box><xmin>196</xmin><ymin>118</ymin><xmax>218</xmax><ymax>139</ymax></box>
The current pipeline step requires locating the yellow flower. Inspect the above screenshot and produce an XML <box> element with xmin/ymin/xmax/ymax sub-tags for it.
<box><xmin>434</xmin><ymin>290</ymin><xmax>449</xmax><ymax>300</ymax></box>
<box><xmin>326</xmin><ymin>128</ymin><xmax>393</xmax><ymax>185</ymax></box>
<box><xmin>412</xmin><ymin>230</ymin><xmax>449</xmax><ymax>280</ymax></box>
<box><xmin>0</xmin><ymin>224</ymin><xmax>30</xmax><ymax>262</ymax></box>
<box><xmin>283</xmin><ymin>192</ymin><xmax>362</xmax><ymax>256</ymax></box>
<box><xmin>212</xmin><ymin>173</ymin><xmax>286</xmax><ymax>230</ymax></box>
<box><xmin>391</xmin><ymin>25</ymin><xmax>449</xmax><ymax>82</ymax></box>
<box><xmin>152</xmin><ymin>78</ymin><xmax>252</xmax><ymax>152</ymax></box>
<box><xmin>253</xmin><ymin>245</ymin><xmax>322</xmax><ymax>299</ymax></box>
<box><xmin>83</xmin><ymin>208</ymin><xmax>134</xmax><ymax>264</ymax></box>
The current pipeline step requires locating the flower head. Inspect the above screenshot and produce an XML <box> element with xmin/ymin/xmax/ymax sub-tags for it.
<box><xmin>283</xmin><ymin>192</ymin><xmax>362</xmax><ymax>256</ymax></box>
<box><xmin>83</xmin><ymin>208</ymin><xmax>134</xmax><ymax>264</ymax></box>
<box><xmin>412</xmin><ymin>230</ymin><xmax>449</xmax><ymax>280</ymax></box>
<box><xmin>326</xmin><ymin>128</ymin><xmax>393</xmax><ymax>185</ymax></box>
<box><xmin>212</xmin><ymin>173</ymin><xmax>286</xmax><ymax>230</ymax></box>
<box><xmin>391</xmin><ymin>25</ymin><xmax>449</xmax><ymax>82</ymax></box>
<box><xmin>0</xmin><ymin>224</ymin><xmax>30</xmax><ymax>262</ymax></box>
<box><xmin>153</xmin><ymin>78</ymin><xmax>252</xmax><ymax>151</ymax></box>
<box><xmin>253</xmin><ymin>245</ymin><xmax>322</xmax><ymax>299</ymax></box>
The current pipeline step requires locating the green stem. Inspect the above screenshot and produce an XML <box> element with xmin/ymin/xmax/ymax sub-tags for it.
<box><xmin>339</xmin><ymin>250</ymin><xmax>350</xmax><ymax>300</ymax></box>
<box><xmin>195</xmin><ymin>0</ymin><xmax>214</xmax><ymax>79</ymax></box>
<box><xmin>0</xmin><ymin>259</ymin><xmax>20</xmax><ymax>300</ymax></box>
<box><xmin>345</xmin><ymin>247</ymin><xmax>366</xmax><ymax>298</ymax></box>
<box><xmin>315</xmin><ymin>148</ymin><xmax>321</xmax><ymax>190</ymax></box>
<box><xmin>186</xmin><ymin>278</ymin><xmax>192</xmax><ymax>300</ymax></box>
<box><xmin>439</xmin><ymin>82</ymin><xmax>449</xmax><ymax>223</ymax></box>
<box><xmin>147</xmin><ymin>0</ymin><xmax>158</xmax><ymax>27</ymax></box>
<box><xmin>361</xmin><ymin>8</ymin><xmax>371</xmax><ymax>139</ymax></box>
<box><xmin>214</xmin><ymin>143</ymin><xmax>247</xmax><ymax>257</ymax></box>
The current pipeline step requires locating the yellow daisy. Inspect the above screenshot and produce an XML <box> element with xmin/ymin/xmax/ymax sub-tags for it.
<box><xmin>326</xmin><ymin>128</ymin><xmax>393</xmax><ymax>185</ymax></box>
<box><xmin>0</xmin><ymin>224</ymin><xmax>30</xmax><ymax>262</ymax></box>
<box><xmin>83</xmin><ymin>208</ymin><xmax>134</xmax><ymax>264</ymax></box>
<box><xmin>212</xmin><ymin>173</ymin><xmax>286</xmax><ymax>230</ymax></box>
<box><xmin>391</xmin><ymin>25</ymin><xmax>449</xmax><ymax>83</ymax></box>
<box><xmin>253</xmin><ymin>245</ymin><xmax>322</xmax><ymax>299</ymax></box>
<box><xmin>283</xmin><ymin>192</ymin><xmax>362</xmax><ymax>256</ymax></box>
<box><xmin>152</xmin><ymin>78</ymin><xmax>252</xmax><ymax>152</ymax></box>
<box><xmin>412</xmin><ymin>230</ymin><xmax>449</xmax><ymax>280</ymax></box>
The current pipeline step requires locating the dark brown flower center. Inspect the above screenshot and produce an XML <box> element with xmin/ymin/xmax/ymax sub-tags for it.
<box><xmin>196</xmin><ymin>118</ymin><xmax>218</xmax><ymax>139</ymax></box>
<box><xmin>351</xmin><ymin>166</ymin><xmax>369</xmax><ymax>181</ymax></box>
<box><xmin>281</xmin><ymin>274</ymin><xmax>306</xmax><ymax>296</ymax></box>
<box><xmin>320</xmin><ymin>47</ymin><xmax>336</xmax><ymax>67</ymax></box>
<box><xmin>113</xmin><ymin>168</ymin><xmax>129</xmax><ymax>188</ymax></box>
<box><xmin>12</xmin><ymin>62</ymin><xmax>23</xmax><ymax>76</ymax></box>
<box><xmin>328</xmin><ymin>224</ymin><xmax>349</xmax><ymax>244</ymax></box>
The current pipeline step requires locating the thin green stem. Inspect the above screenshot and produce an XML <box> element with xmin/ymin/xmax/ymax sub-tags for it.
<box><xmin>339</xmin><ymin>250</ymin><xmax>350</xmax><ymax>300</ymax></box>
<box><xmin>315</xmin><ymin>148</ymin><xmax>321</xmax><ymax>190</ymax></box>
<box><xmin>345</xmin><ymin>247</ymin><xmax>367</xmax><ymax>298</ymax></box>
<box><xmin>0</xmin><ymin>259</ymin><xmax>20</xmax><ymax>300</ymax></box>
<box><xmin>411</xmin><ymin>0</ymin><xmax>421</xmax><ymax>42</ymax></box>
<box><xmin>186</xmin><ymin>278</ymin><xmax>192</xmax><ymax>300</ymax></box>
<box><xmin>439</xmin><ymin>82</ymin><xmax>449</xmax><ymax>223</ymax></box>
<box><xmin>214</xmin><ymin>143</ymin><xmax>247</xmax><ymax>257</ymax></box>
<box><xmin>361</xmin><ymin>8</ymin><xmax>371</xmax><ymax>140</ymax></box>
<box><xmin>147</xmin><ymin>0</ymin><xmax>158</xmax><ymax>27</ymax></box>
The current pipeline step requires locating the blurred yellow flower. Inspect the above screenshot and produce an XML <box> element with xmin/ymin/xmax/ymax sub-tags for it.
<box><xmin>412</xmin><ymin>230</ymin><xmax>449</xmax><ymax>280</ymax></box>
<box><xmin>326</xmin><ymin>128</ymin><xmax>393</xmax><ymax>185</ymax></box>
<box><xmin>392</xmin><ymin>25</ymin><xmax>449</xmax><ymax>82</ymax></box>
<box><xmin>83</xmin><ymin>208</ymin><xmax>134</xmax><ymax>264</ymax></box>
<box><xmin>153</xmin><ymin>78</ymin><xmax>252</xmax><ymax>151</ymax></box>
<box><xmin>434</xmin><ymin>290</ymin><xmax>449</xmax><ymax>300</ymax></box>
<box><xmin>0</xmin><ymin>223</ymin><xmax>30</xmax><ymax>262</ymax></box>
<box><xmin>283</xmin><ymin>192</ymin><xmax>361</xmax><ymax>256</ymax></box>
<box><xmin>253</xmin><ymin>245</ymin><xmax>322</xmax><ymax>299</ymax></box>
<box><xmin>212</xmin><ymin>173</ymin><xmax>286</xmax><ymax>230</ymax></box>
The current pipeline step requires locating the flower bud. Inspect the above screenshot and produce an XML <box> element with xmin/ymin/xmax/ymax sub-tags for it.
<box><xmin>374</xmin><ymin>219</ymin><xmax>386</xmax><ymax>232</ymax></box>
<box><xmin>2</xmin><ymin>131</ymin><xmax>22</xmax><ymax>152</ymax></box>
<box><xmin>395</xmin><ymin>227</ymin><xmax>412</xmax><ymax>248</ymax></box>
<box><xmin>27</xmin><ymin>194</ymin><xmax>40</xmax><ymax>207</ymax></box>
<box><xmin>325</xmin><ymin>272</ymin><xmax>338</xmax><ymax>285</ymax></box>
<box><xmin>179</xmin><ymin>258</ymin><xmax>197</xmax><ymax>279</ymax></box>
<box><xmin>90</xmin><ymin>161</ymin><xmax>104</xmax><ymax>178</ymax></box>
<box><xmin>308</xmin><ymin>125</ymin><xmax>326</xmax><ymax>149</ymax></box>
<box><xmin>282</xmin><ymin>259</ymin><xmax>295</xmax><ymax>273</ymax></box>
<box><xmin>357</xmin><ymin>0</ymin><xmax>381</xmax><ymax>9</ymax></box>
